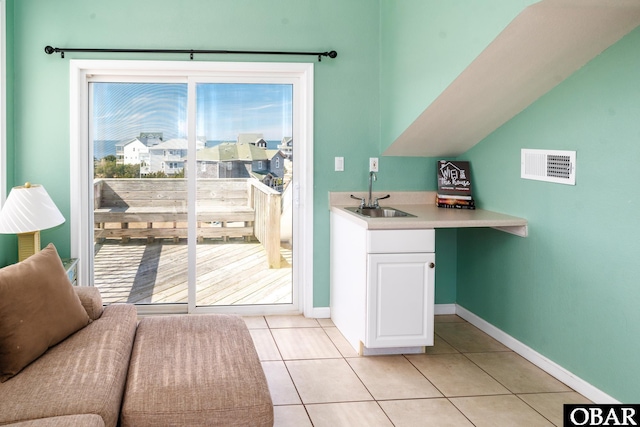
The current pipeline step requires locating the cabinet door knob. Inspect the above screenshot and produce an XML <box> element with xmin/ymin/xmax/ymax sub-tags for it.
<box><xmin>429</xmin><ymin>262</ymin><xmax>435</xmax><ymax>269</ymax></box>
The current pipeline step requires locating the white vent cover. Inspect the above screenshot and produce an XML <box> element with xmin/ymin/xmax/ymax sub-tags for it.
<box><xmin>521</xmin><ymin>149</ymin><xmax>576</xmax><ymax>185</ymax></box>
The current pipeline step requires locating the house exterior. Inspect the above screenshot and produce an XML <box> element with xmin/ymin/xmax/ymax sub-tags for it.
<box><xmin>196</xmin><ymin>142</ymin><xmax>266</xmax><ymax>178</ymax></box>
<box><xmin>196</xmin><ymin>142</ymin><xmax>285</xmax><ymax>189</ymax></box>
<box><xmin>249</xmin><ymin>150</ymin><xmax>287</xmax><ymax>190</ymax></box>
<box><xmin>147</xmin><ymin>138</ymin><xmax>204</xmax><ymax>176</ymax></box>
<box><xmin>115</xmin><ymin>138</ymin><xmax>150</xmax><ymax>174</ymax></box>
<box><xmin>266</xmin><ymin>150</ymin><xmax>286</xmax><ymax>178</ymax></box>
<box><xmin>138</xmin><ymin>132</ymin><xmax>163</xmax><ymax>147</ymax></box>
<box><xmin>237</xmin><ymin>133</ymin><xmax>264</xmax><ymax>146</ymax></box>
<box><xmin>277</xmin><ymin>137</ymin><xmax>293</xmax><ymax>159</ymax></box>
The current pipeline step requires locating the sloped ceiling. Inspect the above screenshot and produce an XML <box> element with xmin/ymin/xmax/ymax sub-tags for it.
<box><xmin>383</xmin><ymin>0</ymin><xmax>640</xmax><ymax>158</ymax></box>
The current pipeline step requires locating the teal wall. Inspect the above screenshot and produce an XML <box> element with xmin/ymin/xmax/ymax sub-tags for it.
<box><xmin>379</xmin><ymin>0</ymin><xmax>536</xmax><ymax>150</ymax></box>
<box><xmin>3</xmin><ymin>0</ymin><xmax>451</xmax><ymax>306</ymax></box>
<box><xmin>377</xmin><ymin>0</ymin><xmax>640</xmax><ymax>401</ymax></box>
<box><xmin>377</xmin><ymin>0</ymin><xmax>537</xmax><ymax>304</ymax></box>
<box><xmin>0</xmin><ymin>3</ymin><xmax>12</xmax><ymax>267</ymax></box>
<box><xmin>457</xmin><ymin>27</ymin><xmax>640</xmax><ymax>402</ymax></box>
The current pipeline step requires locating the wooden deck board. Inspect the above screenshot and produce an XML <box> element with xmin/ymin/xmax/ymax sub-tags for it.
<box><xmin>94</xmin><ymin>240</ymin><xmax>292</xmax><ymax>305</ymax></box>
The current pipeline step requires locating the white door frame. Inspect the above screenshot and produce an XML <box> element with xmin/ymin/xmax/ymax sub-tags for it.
<box><xmin>0</xmin><ymin>0</ymin><xmax>6</xmax><ymax>205</ymax></box>
<box><xmin>69</xmin><ymin>60</ymin><xmax>314</xmax><ymax>317</ymax></box>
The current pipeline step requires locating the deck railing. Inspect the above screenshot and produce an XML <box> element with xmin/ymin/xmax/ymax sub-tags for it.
<box><xmin>248</xmin><ymin>179</ymin><xmax>282</xmax><ymax>268</ymax></box>
<box><xmin>93</xmin><ymin>178</ymin><xmax>282</xmax><ymax>268</ymax></box>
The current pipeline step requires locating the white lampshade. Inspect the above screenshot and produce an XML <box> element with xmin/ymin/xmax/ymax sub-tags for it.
<box><xmin>0</xmin><ymin>183</ymin><xmax>65</xmax><ymax>234</ymax></box>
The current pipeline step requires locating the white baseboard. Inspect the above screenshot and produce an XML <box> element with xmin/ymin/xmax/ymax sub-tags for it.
<box><xmin>316</xmin><ymin>302</ymin><xmax>615</xmax><ymax>402</ymax></box>
<box><xmin>455</xmin><ymin>304</ymin><xmax>619</xmax><ymax>404</ymax></box>
<box><xmin>435</xmin><ymin>303</ymin><xmax>457</xmax><ymax>315</ymax></box>
<box><xmin>309</xmin><ymin>306</ymin><xmax>331</xmax><ymax>319</ymax></box>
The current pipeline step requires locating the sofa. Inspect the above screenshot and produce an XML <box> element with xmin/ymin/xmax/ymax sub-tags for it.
<box><xmin>0</xmin><ymin>244</ymin><xmax>273</xmax><ymax>427</ymax></box>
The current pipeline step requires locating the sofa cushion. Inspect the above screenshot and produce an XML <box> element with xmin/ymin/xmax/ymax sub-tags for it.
<box><xmin>0</xmin><ymin>304</ymin><xmax>138</xmax><ymax>427</ymax></box>
<box><xmin>4</xmin><ymin>414</ymin><xmax>105</xmax><ymax>427</ymax></box>
<box><xmin>121</xmin><ymin>314</ymin><xmax>274</xmax><ymax>427</ymax></box>
<box><xmin>0</xmin><ymin>244</ymin><xmax>91</xmax><ymax>382</ymax></box>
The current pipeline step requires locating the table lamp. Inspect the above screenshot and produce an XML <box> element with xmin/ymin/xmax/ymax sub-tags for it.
<box><xmin>0</xmin><ymin>182</ymin><xmax>65</xmax><ymax>262</ymax></box>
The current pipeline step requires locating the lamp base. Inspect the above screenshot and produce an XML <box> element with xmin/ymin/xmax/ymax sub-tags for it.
<box><xmin>17</xmin><ymin>231</ymin><xmax>41</xmax><ymax>262</ymax></box>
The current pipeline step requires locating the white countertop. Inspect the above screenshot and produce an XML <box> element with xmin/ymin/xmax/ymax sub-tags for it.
<box><xmin>329</xmin><ymin>192</ymin><xmax>528</xmax><ymax>237</ymax></box>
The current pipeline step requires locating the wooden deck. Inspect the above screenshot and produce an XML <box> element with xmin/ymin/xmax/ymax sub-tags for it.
<box><xmin>93</xmin><ymin>240</ymin><xmax>292</xmax><ymax>306</ymax></box>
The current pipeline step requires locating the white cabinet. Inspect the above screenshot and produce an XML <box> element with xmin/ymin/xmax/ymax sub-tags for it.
<box><xmin>330</xmin><ymin>212</ymin><xmax>435</xmax><ymax>355</ymax></box>
<box><xmin>367</xmin><ymin>252</ymin><xmax>434</xmax><ymax>349</ymax></box>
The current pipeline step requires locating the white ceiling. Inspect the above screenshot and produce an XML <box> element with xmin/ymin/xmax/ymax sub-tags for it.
<box><xmin>383</xmin><ymin>0</ymin><xmax>640</xmax><ymax>158</ymax></box>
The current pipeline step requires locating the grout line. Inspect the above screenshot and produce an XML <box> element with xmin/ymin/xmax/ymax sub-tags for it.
<box><xmin>266</xmin><ymin>319</ymin><xmax>307</xmax><ymax>410</ymax></box>
<box><xmin>458</xmin><ymin>348</ymin><xmax>572</xmax><ymax>426</ymax></box>
<box><xmin>431</xmin><ymin>329</ymin><xmax>564</xmax><ymax>426</ymax></box>
<box><xmin>446</xmin><ymin>397</ymin><xmax>476</xmax><ymax>427</ymax></box>
<box><xmin>401</xmin><ymin>353</ymin><xmax>445</xmax><ymax>398</ymax></box>
<box><xmin>513</xmin><ymin>393</ymin><xmax>559</xmax><ymax>427</ymax></box>
<box><xmin>260</xmin><ymin>315</ymin><xmax>582</xmax><ymax>426</ymax></box>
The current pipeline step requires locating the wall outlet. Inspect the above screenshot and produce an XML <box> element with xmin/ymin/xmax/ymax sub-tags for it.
<box><xmin>335</xmin><ymin>157</ymin><xmax>344</xmax><ymax>172</ymax></box>
<box><xmin>369</xmin><ymin>157</ymin><xmax>379</xmax><ymax>172</ymax></box>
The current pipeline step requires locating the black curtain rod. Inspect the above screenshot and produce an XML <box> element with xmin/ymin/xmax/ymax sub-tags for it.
<box><xmin>44</xmin><ymin>45</ymin><xmax>337</xmax><ymax>62</ymax></box>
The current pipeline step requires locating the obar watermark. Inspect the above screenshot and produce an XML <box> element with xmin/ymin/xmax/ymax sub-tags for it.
<box><xmin>564</xmin><ymin>405</ymin><xmax>639</xmax><ymax>426</ymax></box>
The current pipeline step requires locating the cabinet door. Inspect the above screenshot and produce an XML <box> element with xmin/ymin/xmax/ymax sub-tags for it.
<box><xmin>366</xmin><ymin>253</ymin><xmax>435</xmax><ymax>348</ymax></box>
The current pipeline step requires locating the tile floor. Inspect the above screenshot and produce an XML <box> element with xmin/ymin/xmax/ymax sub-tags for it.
<box><xmin>243</xmin><ymin>314</ymin><xmax>592</xmax><ymax>426</ymax></box>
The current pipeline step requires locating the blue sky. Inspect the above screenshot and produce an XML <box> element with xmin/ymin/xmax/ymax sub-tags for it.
<box><xmin>91</xmin><ymin>82</ymin><xmax>293</xmax><ymax>142</ymax></box>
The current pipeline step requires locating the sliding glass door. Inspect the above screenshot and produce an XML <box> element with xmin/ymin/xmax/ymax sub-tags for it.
<box><xmin>78</xmin><ymin>61</ymin><xmax>311</xmax><ymax>315</ymax></box>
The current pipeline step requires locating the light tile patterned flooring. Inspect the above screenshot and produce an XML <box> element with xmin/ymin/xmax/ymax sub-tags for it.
<box><xmin>243</xmin><ymin>314</ymin><xmax>591</xmax><ymax>427</ymax></box>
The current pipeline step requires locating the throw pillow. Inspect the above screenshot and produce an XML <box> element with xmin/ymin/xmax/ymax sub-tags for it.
<box><xmin>0</xmin><ymin>243</ymin><xmax>91</xmax><ymax>382</ymax></box>
<box><xmin>75</xmin><ymin>286</ymin><xmax>104</xmax><ymax>321</ymax></box>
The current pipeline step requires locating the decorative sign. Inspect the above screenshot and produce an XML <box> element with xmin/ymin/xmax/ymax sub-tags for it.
<box><xmin>436</xmin><ymin>160</ymin><xmax>475</xmax><ymax>209</ymax></box>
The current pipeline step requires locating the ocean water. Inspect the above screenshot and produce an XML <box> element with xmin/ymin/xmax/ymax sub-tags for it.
<box><xmin>93</xmin><ymin>140</ymin><xmax>282</xmax><ymax>160</ymax></box>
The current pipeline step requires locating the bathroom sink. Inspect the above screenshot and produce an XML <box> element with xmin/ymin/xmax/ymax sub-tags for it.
<box><xmin>345</xmin><ymin>207</ymin><xmax>415</xmax><ymax>218</ymax></box>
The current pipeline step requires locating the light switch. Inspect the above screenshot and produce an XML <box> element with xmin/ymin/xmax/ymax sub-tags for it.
<box><xmin>335</xmin><ymin>157</ymin><xmax>344</xmax><ymax>172</ymax></box>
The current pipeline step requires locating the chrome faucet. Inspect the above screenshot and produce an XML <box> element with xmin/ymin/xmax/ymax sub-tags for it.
<box><xmin>350</xmin><ymin>171</ymin><xmax>390</xmax><ymax>209</ymax></box>
<box><xmin>368</xmin><ymin>171</ymin><xmax>377</xmax><ymax>208</ymax></box>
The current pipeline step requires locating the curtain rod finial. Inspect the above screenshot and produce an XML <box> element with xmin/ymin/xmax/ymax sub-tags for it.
<box><xmin>44</xmin><ymin>46</ymin><xmax>55</xmax><ymax>55</ymax></box>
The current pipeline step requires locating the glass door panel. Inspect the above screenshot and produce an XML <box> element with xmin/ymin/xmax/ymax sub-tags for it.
<box><xmin>91</xmin><ymin>82</ymin><xmax>189</xmax><ymax>305</ymax></box>
<box><xmin>194</xmin><ymin>83</ymin><xmax>293</xmax><ymax>307</ymax></box>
